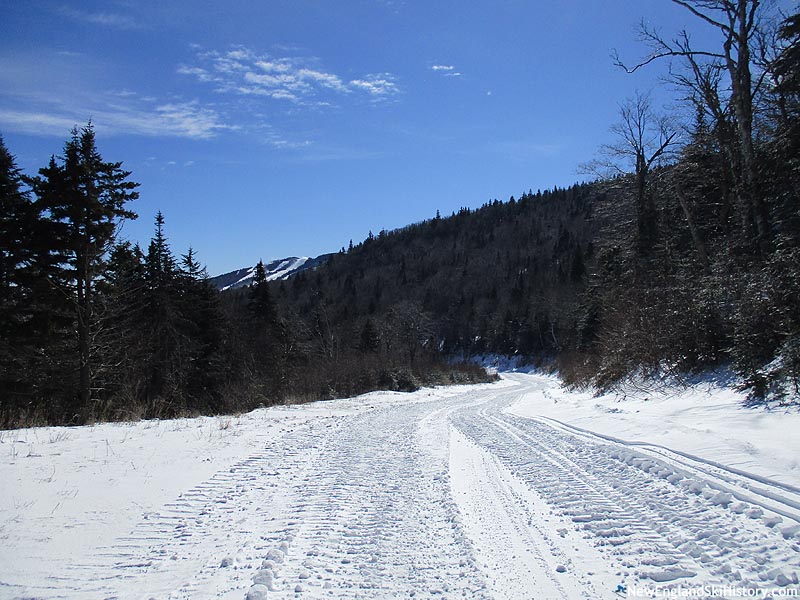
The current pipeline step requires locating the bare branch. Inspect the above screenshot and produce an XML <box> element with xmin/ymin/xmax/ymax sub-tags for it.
<box><xmin>647</xmin><ymin>131</ymin><xmax>679</xmax><ymax>169</ymax></box>
<box><xmin>587</xmin><ymin>91</ymin><xmax>681</xmax><ymax>178</ymax></box>
<box><xmin>614</xmin><ymin>21</ymin><xmax>726</xmax><ymax>73</ymax></box>
<box><xmin>670</xmin><ymin>0</ymin><xmax>732</xmax><ymax>32</ymax></box>
<box><xmin>616</xmin><ymin>49</ymin><xmax>727</xmax><ymax>73</ymax></box>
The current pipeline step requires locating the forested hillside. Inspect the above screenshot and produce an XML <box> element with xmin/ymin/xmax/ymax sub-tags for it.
<box><xmin>273</xmin><ymin>185</ymin><xmax>597</xmax><ymax>363</ymax></box>
<box><xmin>1</xmin><ymin>4</ymin><xmax>798</xmax><ymax>427</ymax></box>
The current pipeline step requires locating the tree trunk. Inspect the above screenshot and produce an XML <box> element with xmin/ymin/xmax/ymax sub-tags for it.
<box><xmin>635</xmin><ymin>160</ymin><xmax>656</xmax><ymax>258</ymax></box>
<box><xmin>77</xmin><ymin>246</ymin><xmax>91</xmax><ymax>414</ymax></box>
<box><xmin>675</xmin><ymin>183</ymin><xmax>711</xmax><ymax>272</ymax></box>
<box><xmin>725</xmin><ymin>0</ymin><xmax>770</xmax><ymax>247</ymax></box>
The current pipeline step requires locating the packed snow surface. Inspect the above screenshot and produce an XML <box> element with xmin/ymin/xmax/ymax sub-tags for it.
<box><xmin>2</xmin><ymin>374</ymin><xmax>799</xmax><ymax>599</ymax></box>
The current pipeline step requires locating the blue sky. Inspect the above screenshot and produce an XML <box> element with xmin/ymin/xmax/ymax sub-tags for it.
<box><xmin>1</xmin><ymin>1</ymin><xmax>785</xmax><ymax>275</ymax></box>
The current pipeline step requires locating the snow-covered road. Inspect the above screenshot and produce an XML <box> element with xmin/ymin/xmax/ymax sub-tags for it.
<box><xmin>2</xmin><ymin>374</ymin><xmax>799</xmax><ymax>599</ymax></box>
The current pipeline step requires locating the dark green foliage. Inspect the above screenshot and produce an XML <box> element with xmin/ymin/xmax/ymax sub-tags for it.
<box><xmin>243</xmin><ymin>259</ymin><xmax>290</xmax><ymax>399</ymax></box>
<box><xmin>0</xmin><ymin>136</ymin><xmax>52</xmax><ymax>423</ymax></box>
<box><xmin>102</xmin><ymin>215</ymin><xmax>231</xmax><ymax>419</ymax></box>
<box><xmin>30</xmin><ymin>124</ymin><xmax>140</xmax><ymax>420</ymax></box>
<box><xmin>99</xmin><ymin>240</ymin><xmax>147</xmax><ymax>414</ymax></box>
<box><xmin>772</xmin><ymin>13</ymin><xmax>800</xmax><ymax>124</ymax></box>
<box><xmin>358</xmin><ymin>318</ymin><xmax>381</xmax><ymax>353</ymax></box>
<box><xmin>140</xmin><ymin>211</ymin><xmax>185</xmax><ymax>409</ymax></box>
<box><xmin>179</xmin><ymin>247</ymin><xmax>227</xmax><ymax>410</ymax></box>
<box><xmin>0</xmin><ymin>126</ymin><xmax>254</xmax><ymax>426</ymax></box>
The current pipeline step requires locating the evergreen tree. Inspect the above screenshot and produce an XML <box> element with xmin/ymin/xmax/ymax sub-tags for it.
<box><xmin>0</xmin><ymin>136</ymin><xmax>43</xmax><ymax>419</ymax></box>
<box><xmin>248</xmin><ymin>260</ymin><xmax>277</xmax><ymax>324</ymax></box>
<box><xmin>769</xmin><ymin>11</ymin><xmax>800</xmax><ymax>228</ymax></box>
<box><xmin>246</xmin><ymin>260</ymin><xmax>289</xmax><ymax>398</ymax></box>
<box><xmin>774</xmin><ymin>13</ymin><xmax>800</xmax><ymax>98</ymax></box>
<box><xmin>31</xmin><ymin>124</ymin><xmax>138</xmax><ymax>418</ymax></box>
<box><xmin>142</xmin><ymin>211</ymin><xmax>183</xmax><ymax>408</ymax></box>
<box><xmin>100</xmin><ymin>241</ymin><xmax>147</xmax><ymax>414</ymax></box>
<box><xmin>0</xmin><ymin>136</ymin><xmax>33</xmax><ymax>311</ymax></box>
<box><xmin>358</xmin><ymin>318</ymin><xmax>381</xmax><ymax>353</ymax></box>
<box><xmin>179</xmin><ymin>247</ymin><xmax>226</xmax><ymax>410</ymax></box>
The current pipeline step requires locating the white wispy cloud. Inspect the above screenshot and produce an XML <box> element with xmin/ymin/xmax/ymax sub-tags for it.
<box><xmin>176</xmin><ymin>66</ymin><xmax>218</xmax><ymax>83</ymax></box>
<box><xmin>298</xmin><ymin>68</ymin><xmax>348</xmax><ymax>92</ymax></box>
<box><xmin>0</xmin><ymin>50</ymin><xmax>235</xmax><ymax>140</ymax></box>
<box><xmin>431</xmin><ymin>64</ymin><xmax>462</xmax><ymax>77</ymax></box>
<box><xmin>150</xmin><ymin>102</ymin><xmax>234</xmax><ymax>139</ymax></box>
<box><xmin>0</xmin><ymin>46</ymin><xmax>390</xmax><ymax>149</ymax></box>
<box><xmin>0</xmin><ymin>110</ymin><xmax>78</xmax><ymax>137</ymax></box>
<box><xmin>180</xmin><ymin>47</ymin><xmax>400</xmax><ymax>103</ymax></box>
<box><xmin>57</xmin><ymin>6</ymin><xmax>143</xmax><ymax>30</ymax></box>
<box><xmin>349</xmin><ymin>74</ymin><xmax>400</xmax><ymax>96</ymax></box>
<box><xmin>0</xmin><ymin>98</ymin><xmax>233</xmax><ymax>140</ymax></box>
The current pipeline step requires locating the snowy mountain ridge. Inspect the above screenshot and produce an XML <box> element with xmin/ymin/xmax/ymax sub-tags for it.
<box><xmin>210</xmin><ymin>254</ymin><xmax>331</xmax><ymax>291</ymax></box>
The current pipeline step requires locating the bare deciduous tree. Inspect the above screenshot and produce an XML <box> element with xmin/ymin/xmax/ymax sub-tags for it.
<box><xmin>581</xmin><ymin>91</ymin><xmax>679</xmax><ymax>257</ymax></box>
<box><xmin>613</xmin><ymin>0</ymin><xmax>774</xmax><ymax>247</ymax></box>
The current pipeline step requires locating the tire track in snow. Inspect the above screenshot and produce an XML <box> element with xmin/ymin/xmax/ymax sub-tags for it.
<box><xmin>253</xmin><ymin>395</ymin><xmax>490</xmax><ymax>599</ymax></box>
<box><xmin>449</xmin><ymin>426</ymin><xmax>616</xmax><ymax>600</ymax></box>
<box><xmin>502</xmin><ymin>411</ymin><xmax>800</xmax><ymax>585</ymax></box>
<box><xmin>53</xmin><ymin>419</ymin><xmax>344</xmax><ymax>599</ymax></box>
<box><xmin>450</xmin><ymin>390</ymin><xmax>800</xmax><ymax>591</ymax></box>
<box><xmin>537</xmin><ymin>414</ymin><xmax>800</xmax><ymax>519</ymax></box>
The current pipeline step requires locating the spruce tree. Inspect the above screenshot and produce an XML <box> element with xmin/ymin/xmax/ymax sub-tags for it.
<box><xmin>248</xmin><ymin>260</ymin><xmax>277</xmax><ymax>323</ymax></box>
<box><xmin>100</xmin><ymin>241</ymin><xmax>147</xmax><ymax>415</ymax></box>
<box><xmin>0</xmin><ymin>136</ymin><xmax>41</xmax><ymax>420</ymax></box>
<box><xmin>358</xmin><ymin>318</ymin><xmax>380</xmax><ymax>353</ymax></box>
<box><xmin>180</xmin><ymin>247</ymin><xmax>226</xmax><ymax>410</ymax></box>
<box><xmin>247</xmin><ymin>260</ymin><xmax>289</xmax><ymax>398</ymax></box>
<box><xmin>0</xmin><ymin>136</ymin><xmax>33</xmax><ymax>308</ymax></box>
<box><xmin>31</xmin><ymin>124</ymin><xmax>138</xmax><ymax>418</ymax></box>
<box><xmin>142</xmin><ymin>211</ymin><xmax>182</xmax><ymax>409</ymax></box>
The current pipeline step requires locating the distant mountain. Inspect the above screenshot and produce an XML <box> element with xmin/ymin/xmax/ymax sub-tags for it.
<box><xmin>210</xmin><ymin>254</ymin><xmax>332</xmax><ymax>291</ymax></box>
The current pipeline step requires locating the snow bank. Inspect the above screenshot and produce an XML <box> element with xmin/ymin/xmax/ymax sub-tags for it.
<box><xmin>506</xmin><ymin>372</ymin><xmax>800</xmax><ymax>489</ymax></box>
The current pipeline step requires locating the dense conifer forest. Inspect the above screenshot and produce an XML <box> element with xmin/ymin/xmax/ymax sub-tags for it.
<box><xmin>1</xmin><ymin>3</ymin><xmax>798</xmax><ymax>427</ymax></box>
